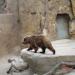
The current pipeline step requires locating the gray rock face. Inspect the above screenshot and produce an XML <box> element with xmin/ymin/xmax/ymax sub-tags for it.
<box><xmin>6</xmin><ymin>56</ymin><xmax>34</xmax><ymax>75</ymax></box>
<box><xmin>21</xmin><ymin>49</ymin><xmax>75</xmax><ymax>75</ymax></box>
<box><xmin>21</xmin><ymin>48</ymin><xmax>57</xmax><ymax>75</ymax></box>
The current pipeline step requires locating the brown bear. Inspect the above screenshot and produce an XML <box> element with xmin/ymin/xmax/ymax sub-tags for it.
<box><xmin>22</xmin><ymin>35</ymin><xmax>55</xmax><ymax>54</ymax></box>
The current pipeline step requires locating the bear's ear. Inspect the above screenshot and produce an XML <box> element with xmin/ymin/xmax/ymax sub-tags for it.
<box><xmin>24</xmin><ymin>38</ymin><xmax>25</xmax><ymax>41</ymax></box>
<box><xmin>24</xmin><ymin>37</ymin><xmax>28</xmax><ymax>42</ymax></box>
<box><xmin>24</xmin><ymin>38</ymin><xmax>26</xmax><ymax>41</ymax></box>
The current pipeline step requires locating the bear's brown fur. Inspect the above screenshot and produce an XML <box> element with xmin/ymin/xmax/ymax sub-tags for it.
<box><xmin>22</xmin><ymin>35</ymin><xmax>55</xmax><ymax>54</ymax></box>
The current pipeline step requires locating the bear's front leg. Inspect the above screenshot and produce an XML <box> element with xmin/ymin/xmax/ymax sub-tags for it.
<box><xmin>40</xmin><ymin>47</ymin><xmax>46</xmax><ymax>54</ymax></box>
<box><xmin>27</xmin><ymin>46</ymin><xmax>33</xmax><ymax>51</ymax></box>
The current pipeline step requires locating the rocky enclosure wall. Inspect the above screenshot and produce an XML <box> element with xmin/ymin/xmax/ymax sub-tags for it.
<box><xmin>0</xmin><ymin>0</ymin><xmax>75</xmax><ymax>56</ymax></box>
<box><xmin>0</xmin><ymin>0</ymin><xmax>20</xmax><ymax>56</ymax></box>
<box><xmin>19</xmin><ymin>0</ymin><xmax>75</xmax><ymax>40</ymax></box>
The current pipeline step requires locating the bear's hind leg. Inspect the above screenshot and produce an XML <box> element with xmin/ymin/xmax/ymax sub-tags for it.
<box><xmin>48</xmin><ymin>46</ymin><xmax>55</xmax><ymax>55</ymax></box>
<box><xmin>40</xmin><ymin>47</ymin><xmax>46</xmax><ymax>54</ymax></box>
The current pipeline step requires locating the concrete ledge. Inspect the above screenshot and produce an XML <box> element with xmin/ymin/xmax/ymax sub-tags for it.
<box><xmin>21</xmin><ymin>39</ymin><xmax>75</xmax><ymax>75</ymax></box>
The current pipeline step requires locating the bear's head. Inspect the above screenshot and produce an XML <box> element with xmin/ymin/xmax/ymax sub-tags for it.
<box><xmin>22</xmin><ymin>37</ymin><xmax>30</xmax><ymax>44</ymax></box>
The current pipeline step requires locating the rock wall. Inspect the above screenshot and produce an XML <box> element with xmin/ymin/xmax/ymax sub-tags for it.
<box><xmin>19</xmin><ymin>0</ymin><xmax>44</xmax><ymax>38</ymax></box>
<box><xmin>0</xmin><ymin>0</ymin><xmax>75</xmax><ymax>56</ymax></box>
<box><xmin>0</xmin><ymin>0</ymin><xmax>20</xmax><ymax>56</ymax></box>
<box><xmin>19</xmin><ymin>0</ymin><xmax>74</xmax><ymax>40</ymax></box>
